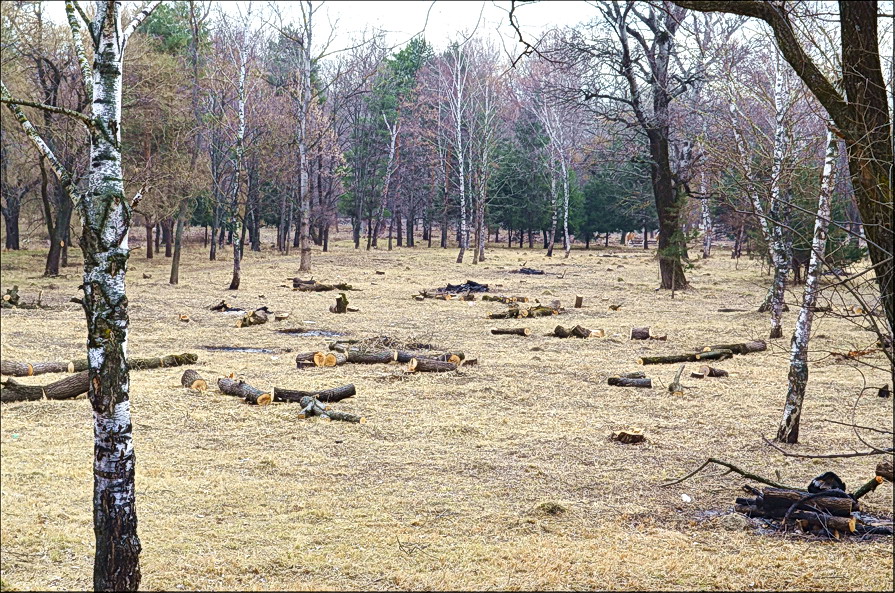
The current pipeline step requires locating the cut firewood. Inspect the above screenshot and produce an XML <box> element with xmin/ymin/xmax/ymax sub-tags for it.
<box><xmin>607</xmin><ymin>376</ymin><xmax>652</xmax><ymax>388</ymax></box>
<box><xmin>852</xmin><ymin>476</ymin><xmax>884</xmax><ymax>500</ymax></box>
<box><xmin>235</xmin><ymin>308</ymin><xmax>269</xmax><ymax>328</ymax></box>
<box><xmin>759</xmin><ymin>487</ymin><xmax>857</xmax><ymax>516</ymax></box>
<box><xmin>638</xmin><ymin>349</ymin><xmax>734</xmax><ymax>365</ymax></box>
<box><xmin>180</xmin><ymin>369</ymin><xmax>208</xmax><ymax>391</ymax></box>
<box><xmin>574</xmin><ymin>295</ymin><xmax>584</xmax><ymax>308</ymax></box>
<box><xmin>274</xmin><ymin>312</ymin><xmax>290</xmax><ymax>321</ymax></box>
<box><xmin>877</xmin><ymin>460</ymin><xmax>893</xmax><ymax>483</ymax></box>
<box><xmin>1</xmin><ymin>371</ymin><xmax>89</xmax><ymax>402</ymax></box>
<box><xmin>395</xmin><ymin>351</ymin><xmax>461</xmax><ymax>364</ymax></box>
<box><xmin>179</xmin><ymin>314</ymin><xmax>190</xmax><ymax>322</ymax></box>
<box><xmin>407</xmin><ymin>358</ymin><xmax>457</xmax><ymax>373</ymax></box>
<box><xmin>735</xmin><ymin>504</ymin><xmax>856</xmax><ymax>533</ymax></box>
<box><xmin>491</xmin><ymin>327</ymin><xmax>530</xmax><ymax>336</ymax></box>
<box><xmin>313</xmin><ymin>352</ymin><xmax>328</xmax><ymax>367</ymax></box>
<box><xmin>323</xmin><ymin>352</ymin><xmax>347</xmax><ymax>367</ymax></box>
<box><xmin>528</xmin><ymin>305</ymin><xmax>560</xmax><ymax>317</ymax></box>
<box><xmin>668</xmin><ymin>364</ymin><xmax>685</xmax><ymax>395</ymax></box>
<box><xmin>347</xmin><ymin>350</ymin><xmax>397</xmax><ymax>364</ymax></box>
<box><xmin>553</xmin><ymin>324</ymin><xmax>591</xmax><ymax>338</ymax></box>
<box><xmin>1</xmin><ymin>352</ymin><xmax>198</xmax><ymax>377</ymax></box>
<box><xmin>217</xmin><ymin>377</ymin><xmax>272</xmax><ymax>405</ymax></box>
<box><xmin>631</xmin><ymin>327</ymin><xmax>651</xmax><ymax>340</ymax></box>
<box><xmin>273</xmin><ymin>383</ymin><xmax>356</xmax><ymax>403</ymax></box>
<box><xmin>698</xmin><ymin>365</ymin><xmax>728</xmax><ymax>378</ymax></box>
<box><xmin>697</xmin><ymin>340</ymin><xmax>766</xmax><ymax>355</ymax></box>
<box><xmin>611</xmin><ymin>429</ymin><xmax>645</xmax><ymax>444</ymax></box>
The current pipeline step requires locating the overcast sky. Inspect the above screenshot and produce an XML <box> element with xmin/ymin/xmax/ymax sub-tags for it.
<box><xmin>43</xmin><ymin>1</ymin><xmax>597</xmax><ymax>54</ymax></box>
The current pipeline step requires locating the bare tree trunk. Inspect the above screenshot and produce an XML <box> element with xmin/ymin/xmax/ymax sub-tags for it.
<box><xmin>169</xmin><ymin>200</ymin><xmax>188</xmax><ymax>285</ymax></box>
<box><xmin>700</xmin><ymin>172</ymin><xmax>712</xmax><ymax>258</ymax></box>
<box><xmin>777</xmin><ymin>131</ymin><xmax>838</xmax><ymax>443</ymax></box>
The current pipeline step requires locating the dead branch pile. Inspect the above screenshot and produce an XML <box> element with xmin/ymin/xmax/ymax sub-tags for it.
<box><xmin>418</xmin><ymin>279</ymin><xmax>489</xmax><ymax>299</ymax></box>
<box><xmin>509</xmin><ymin>267</ymin><xmax>545</xmax><ymax>275</ymax></box>
<box><xmin>488</xmin><ymin>305</ymin><xmax>562</xmax><ymax>319</ymax></box>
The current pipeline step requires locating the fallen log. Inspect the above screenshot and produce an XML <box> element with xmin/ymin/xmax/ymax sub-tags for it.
<box><xmin>697</xmin><ymin>340</ymin><xmax>766</xmax><ymax>355</ymax></box>
<box><xmin>395</xmin><ymin>351</ymin><xmax>461</xmax><ymax>364</ymax></box>
<box><xmin>293</xmin><ymin>278</ymin><xmax>357</xmax><ymax>292</ymax></box>
<box><xmin>612</xmin><ymin>429</ymin><xmax>645</xmax><ymax>444</ymax></box>
<box><xmin>638</xmin><ymin>349</ymin><xmax>733</xmax><ymax>365</ymax></box>
<box><xmin>553</xmin><ymin>325</ymin><xmax>591</xmax><ymax>338</ymax></box>
<box><xmin>607</xmin><ymin>376</ymin><xmax>652</xmax><ymax>388</ymax></box>
<box><xmin>697</xmin><ymin>365</ymin><xmax>728</xmax><ymax>378</ymax></box>
<box><xmin>407</xmin><ymin>358</ymin><xmax>457</xmax><ymax>373</ymax></box>
<box><xmin>295</xmin><ymin>395</ymin><xmax>365</xmax><ymax>423</ymax></box>
<box><xmin>510</xmin><ymin>267</ymin><xmax>544</xmax><ymax>275</ymax></box>
<box><xmin>273</xmin><ymin>383</ymin><xmax>356</xmax><ymax>403</ymax></box>
<box><xmin>180</xmin><ymin>369</ymin><xmax>208</xmax><ymax>391</ymax></box>
<box><xmin>217</xmin><ymin>378</ymin><xmax>272</xmax><ymax>405</ymax></box>
<box><xmin>758</xmin><ymin>487</ymin><xmax>857</xmax><ymax>517</ymax></box>
<box><xmin>491</xmin><ymin>327</ymin><xmax>530</xmax><ymax>336</ymax></box>
<box><xmin>1</xmin><ymin>352</ymin><xmax>198</xmax><ymax>376</ymax></box>
<box><xmin>210</xmin><ymin>300</ymin><xmax>243</xmax><ymax>312</ymax></box>
<box><xmin>347</xmin><ymin>350</ymin><xmax>397</xmax><ymax>364</ymax></box>
<box><xmin>528</xmin><ymin>306</ymin><xmax>560</xmax><ymax>317</ymax></box>
<box><xmin>487</xmin><ymin>307</ymin><xmax>526</xmax><ymax>319</ymax></box>
<box><xmin>735</xmin><ymin>504</ymin><xmax>856</xmax><ymax>533</ymax></box>
<box><xmin>1</xmin><ymin>371</ymin><xmax>89</xmax><ymax>402</ymax></box>
<box><xmin>852</xmin><ymin>476</ymin><xmax>884</xmax><ymax>500</ymax></box>
<box><xmin>482</xmin><ymin>295</ymin><xmax>529</xmax><ymax>304</ymax></box>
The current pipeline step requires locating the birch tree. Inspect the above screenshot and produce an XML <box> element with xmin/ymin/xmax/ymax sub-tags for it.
<box><xmin>1</xmin><ymin>1</ymin><xmax>160</xmax><ymax>588</ymax></box>
<box><xmin>776</xmin><ymin>129</ymin><xmax>838</xmax><ymax>443</ymax></box>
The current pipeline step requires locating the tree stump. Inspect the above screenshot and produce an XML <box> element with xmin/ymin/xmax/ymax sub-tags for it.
<box><xmin>630</xmin><ymin>327</ymin><xmax>651</xmax><ymax>340</ymax></box>
<box><xmin>574</xmin><ymin>295</ymin><xmax>584</xmax><ymax>308</ymax></box>
<box><xmin>180</xmin><ymin>369</ymin><xmax>208</xmax><ymax>391</ymax></box>
<box><xmin>330</xmin><ymin>292</ymin><xmax>349</xmax><ymax>313</ymax></box>
<box><xmin>612</xmin><ymin>429</ymin><xmax>645</xmax><ymax>444</ymax></box>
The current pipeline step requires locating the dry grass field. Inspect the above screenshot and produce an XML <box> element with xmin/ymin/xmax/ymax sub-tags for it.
<box><xmin>1</xmin><ymin>231</ymin><xmax>892</xmax><ymax>591</ymax></box>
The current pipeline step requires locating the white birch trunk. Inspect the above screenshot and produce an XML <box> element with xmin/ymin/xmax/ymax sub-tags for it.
<box><xmin>776</xmin><ymin>130</ymin><xmax>838</xmax><ymax>443</ymax></box>
<box><xmin>560</xmin><ymin>155</ymin><xmax>570</xmax><ymax>258</ymax></box>
<box><xmin>229</xmin><ymin>36</ymin><xmax>248</xmax><ymax>290</ymax></box>
<box><xmin>298</xmin><ymin>1</ymin><xmax>313</xmax><ymax>271</ymax></box>
<box><xmin>700</xmin><ymin>171</ymin><xmax>712</xmax><ymax>258</ymax></box>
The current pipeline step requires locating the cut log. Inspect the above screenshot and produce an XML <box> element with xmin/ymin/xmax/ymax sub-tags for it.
<box><xmin>876</xmin><ymin>460</ymin><xmax>893</xmax><ymax>483</ymax></box>
<box><xmin>347</xmin><ymin>350</ymin><xmax>397</xmax><ymax>364</ymax></box>
<box><xmin>235</xmin><ymin>308</ymin><xmax>269</xmax><ymax>328</ymax></box>
<box><xmin>760</xmin><ymin>488</ymin><xmax>857</xmax><ymax>517</ymax></box>
<box><xmin>528</xmin><ymin>305</ymin><xmax>560</xmax><ymax>317</ymax></box>
<box><xmin>293</xmin><ymin>278</ymin><xmax>357</xmax><ymax>292</ymax></box>
<box><xmin>690</xmin><ymin>372</ymin><xmax>705</xmax><ymax>379</ymax></box>
<box><xmin>852</xmin><ymin>476</ymin><xmax>884</xmax><ymax>500</ymax></box>
<box><xmin>329</xmin><ymin>292</ymin><xmax>349</xmax><ymax>314</ymax></box>
<box><xmin>1</xmin><ymin>371</ymin><xmax>89</xmax><ymax>402</ymax></box>
<box><xmin>631</xmin><ymin>327</ymin><xmax>650</xmax><ymax>340</ymax></box>
<box><xmin>553</xmin><ymin>325</ymin><xmax>591</xmax><ymax>338</ymax></box>
<box><xmin>273</xmin><ymin>383</ymin><xmax>356</xmax><ymax>403</ymax></box>
<box><xmin>735</xmin><ymin>504</ymin><xmax>856</xmax><ymax>533</ymax></box>
<box><xmin>295</xmin><ymin>395</ymin><xmax>365</xmax><ymax>423</ymax></box>
<box><xmin>323</xmin><ymin>352</ymin><xmax>348</xmax><ymax>367</ymax></box>
<box><xmin>607</xmin><ymin>376</ymin><xmax>652</xmax><ymax>388</ymax></box>
<box><xmin>611</xmin><ymin>429</ymin><xmax>645</xmax><ymax>444</ymax></box>
<box><xmin>698</xmin><ymin>365</ymin><xmax>728</xmax><ymax>378</ymax></box>
<box><xmin>574</xmin><ymin>295</ymin><xmax>584</xmax><ymax>308</ymax></box>
<box><xmin>180</xmin><ymin>369</ymin><xmax>208</xmax><ymax>391</ymax></box>
<box><xmin>491</xmin><ymin>327</ymin><xmax>531</xmax><ymax>336</ymax></box>
<box><xmin>295</xmin><ymin>352</ymin><xmax>319</xmax><ymax>367</ymax></box>
<box><xmin>210</xmin><ymin>300</ymin><xmax>243</xmax><ymax>312</ymax></box>
<box><xmin>698</xmin><ymin>340</ymin><xmax>766</xmax><ymax>355</ymax></box>
<box><xmin>407</xmin><ymin>358</ymin><xmax>457</xmax><ymax>373</ymax></box>
<box><xmin>482</xmin><ymin>295</ymin><xmax>529</xmax><ymax>304</ymax></box>
<box><xmin>217</xmin><ymin>378</ymin><xmax>272</xmax><ymax>405</ymax></box>
<box><xmin>395</xmin><ymin>351</ymin><xmax>460</xmax><ymax>364</ymax></box>
<box><xmin>668</xmin><ymin>364</ymin><xmax>685</xmax><ymax>395</ymax></box>
<box><xmin>1</xmin><ymin>353</ymin><xmax>198</xmax><ymax>377</ymax></box>
<box><xmin>638</xmin><ymin>349</ymin><xmax>734</xmax><ymax>365</ymax></box>
<box><xmin>717</xmin><ymin>308</ymin><xmax>749</xmax><ymax>312</ymax></box>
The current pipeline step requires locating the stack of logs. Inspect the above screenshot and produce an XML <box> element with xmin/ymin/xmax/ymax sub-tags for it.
<box><xmin>734</xmin><ymin>462</ymin><xmax>894</xmax><ymax>538</ymax></box>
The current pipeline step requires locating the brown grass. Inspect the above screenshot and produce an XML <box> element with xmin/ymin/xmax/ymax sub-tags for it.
<box><xmin>1</xmin><ymin>232</ymin><xmax>892</xmax><ymax>591</ymax></box>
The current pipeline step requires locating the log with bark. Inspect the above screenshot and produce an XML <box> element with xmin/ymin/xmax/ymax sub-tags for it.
<box><xmin>611</xmin><ymin>429</ymin><xmax>645</xmax><ymax>444</ymax></box>
<box><xmin>294</xmin><ymin>395</ymin><xmax>365</xmax><ymax>423</ymax></box>
<box><xmin>180</xmin><ymin>369</ymin><xmax>208</xmax><ymax>391</ymax></box>
<box><xmin>210</xmin><ymin>300</ymin><xmax>244</xmax><ymax>312</ymax></box>
<box><xmin>395</xmin><ymin>351</ymin><xmax>462</xmax><ymax>364</ymax></box>
<box><xmin>217</xmin><ymin>378</ymin><xmax>272</xmax><ymax>405</ymax></box>
<box><xmin>329</xmin><ymin>293</ymin><xmax>352</xmax><ymax>314</ymax></box>
<box><xmin>1</xmin><ymin>285</ymin><xmax>21</xmax><ymax>308</ymax></box>
<box><xmin>1</xmin><ymin>352</ymin><xmax>198</xmax><ymax>376</ymax></box>
<box><xmin>235</xmin><ymin>308</ymin><xmax>269</xmax><ymax>328</ymax></box>
<box><xmin>631</xmin><ymin>327</ymin><xmax>651</xmax><ymax>340</ymax></box>
<box><xmin>293</xmin><ymin>278</ymin><xmax>357</xmax><ymax>292</ymax></box>
<box><xmin>407</xmin><ymin>358</ymin><xmax>458</xmax><ymax>373</ymax></box>
<box><xmin>697</xmin><ymin>365</ymin><xmax>728</xmax><ymax>378</ymax></box>
<box><xmin>638</xmin><ymin>349</ymin><xmax>734</xmax><ymax>365</ymax></box>
<box><xmin>607</xmin><ymin>373</ymin><xmax>652</xmax><ymax>388</ymax></box>
<box><xmin>574</xmin><ymin>295</ymin><xmax>584</xmax><ymax>308</ymax></box>
<box><xmin>697</xmin><ymin>340</ymin><xmax>766</xmax><ymax>355</ymax></box>
<box><xmin>553</xmin><ymin>325</ymin><xmax>591</xmax><ymax>338</ymax></box>
<box><xmin>273</xmin><ymin>383</ymin><xmax>356</xmax><ymax>403</ymax></box>
<box><xmin>482</xmin><ymin>295</ymin><xmax>530</xmax><ymax>304</ymax></box>
<box><xmin>734</xmin><ymin>485</ymin><xmax>868</xmax><ymax>535</ymax></box>
<box><xmin>491</xmin><ymin>327</ymin><xmax>531</xmax><ymax>336</ymax></box>
<box><xmin>1</xmin><ymin>371</ymin><xmax>89</xmax><ymax>402</ymax></box>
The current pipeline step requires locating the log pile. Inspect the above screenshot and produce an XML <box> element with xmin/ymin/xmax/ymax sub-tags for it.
<box><xmin>418</xmin><ymin>280</ymin><xmax>489</xmax><ymax>299</ymax></box>
<box><xmin>734</xmin><ymin>487</ymin><xmax>866</xmax><ymax>536</ymax></box>
<box><xmin>293</xmin><ymin>278</ymin><xmax>357</xmax><ymax>292</ymax></box>
<box><xmin>235</xmin><ymin>307</ymin><xmax>270</xmax><ymax>328</ymax></box>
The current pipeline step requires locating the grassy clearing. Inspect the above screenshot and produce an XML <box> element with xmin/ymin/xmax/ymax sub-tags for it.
<box><xmin>1</xmin><ymin>232</ymin><xmax>892</xmax><ymax>591</ymax></box>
